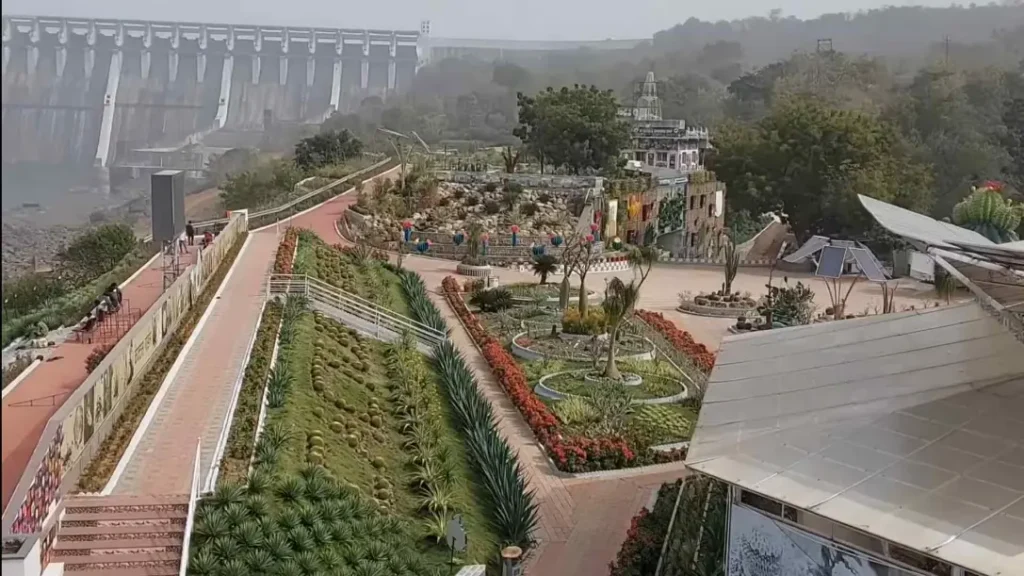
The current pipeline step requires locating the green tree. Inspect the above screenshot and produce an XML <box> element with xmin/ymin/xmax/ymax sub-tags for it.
<box><xmin>710</xmin><ymin>96</ymin><xmax>933</xmax><ymax>241</ymax></box>
<box><xmin>58</xmin><ymin>223</ymin><xmax>137</xmax><ymax>284</ymax></box>
<box><xmin>602</xmin><ymin>277</ymin><xmax>641</xmax><ymax>380</ymax></box>
<box><xmin>514</xmin><ymin>85</ymin><xmax>630</xmax><ymax>174</ymax></box>
<box><xmin>293</xmin><ymin>129</ymin><xmax>363</xmax><ymax>172</ymax></box>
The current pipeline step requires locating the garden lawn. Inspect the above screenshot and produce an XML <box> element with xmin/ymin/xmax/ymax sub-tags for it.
<box><xmin>293</xmin><ymin>230</ymin><xmax>410</xmax><ymax>317</ymax></box>
<box><xmin>266</xmin><ymin>310</ymin><xmax>497</xmax><ymax>564</ymax></box>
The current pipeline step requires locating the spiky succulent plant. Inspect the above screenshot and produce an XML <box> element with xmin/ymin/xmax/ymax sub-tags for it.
<box><xmin>951</xmin><ymin>182</ymin><xmax>1023</xmax><ymax>243</ymax></box>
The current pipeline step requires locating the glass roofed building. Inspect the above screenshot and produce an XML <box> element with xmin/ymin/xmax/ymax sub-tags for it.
<box><xmin>685</xmin><ymin>195</ymin><xmax>1023</xmax><ymax>576</ymax></box>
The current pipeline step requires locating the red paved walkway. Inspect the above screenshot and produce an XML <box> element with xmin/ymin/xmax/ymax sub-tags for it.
<box><xmin>110</xmin><ymin>169</ymin><xmax>398</xmax><ymax>496</ymax></box>
<box><xmin>1</xmin><ymin>249</ymin><xmax>195</xmax><ymax>511</ymax></box>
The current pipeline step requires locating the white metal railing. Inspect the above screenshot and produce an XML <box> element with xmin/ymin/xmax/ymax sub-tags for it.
<box><xmin>268</xmin><ymin>274</ymin><xmax>446</xmax><ymax>349</ymax></box>
<box><xmin>179</xmin><ymin>439</ymin><xmax>202</xmax><ymax>576</ymax></box>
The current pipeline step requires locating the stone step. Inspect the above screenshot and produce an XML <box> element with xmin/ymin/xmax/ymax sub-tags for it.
<box><xmin>54</xmin><ymin>537</ymin><xmax>182</xmax><ymax>551</ymax></box>
<box><xmin>65</xmin><ymin>494</ymin><xmax>188</xmax><ymax>508</ymax></box>
<box><xmin>61</xmin><ymin>567</ymin><xmax>179</xmax><ymax>576</ymax></box>
<box><xmin>58</xmin><ymin>551</ymin><xmax>179</xmax><ymax>567</ymax></box>
<box><xmin>62</xmin><ymin>509</ymin><xmax>188</xmax><ymax>523</ymax></box>
<box><xmin>59</xmin><ymin>524</ymin><xmax>185</xmax><ymax>538</ymax></box>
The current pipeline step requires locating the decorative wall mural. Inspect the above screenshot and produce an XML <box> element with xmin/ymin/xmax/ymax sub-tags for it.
<box><xmin>728</xmin><ymin>505</ymin><xmax>917</xmax><ymax>576</ymax></box>
<box><xmin>10</xmin><ymin>425</ymin><xmax>65</xmax><ymax>534</ymax></box>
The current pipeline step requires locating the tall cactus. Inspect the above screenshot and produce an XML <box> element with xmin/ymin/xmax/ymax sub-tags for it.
<box><xmin>723</xmin><ymin>232</ymin><xmax>739</xmax><ymax>295</ymax></box>
<box><xmin>951</xmin><ymin>182</ymin><xmax>1023</xmax><ymax>243</ymax></box>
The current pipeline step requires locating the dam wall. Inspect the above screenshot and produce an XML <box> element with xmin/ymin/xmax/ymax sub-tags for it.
<box><xmin>2</xmin><ymin>15</ymin><xmax>420</xmax><ymax>167</ymax></box>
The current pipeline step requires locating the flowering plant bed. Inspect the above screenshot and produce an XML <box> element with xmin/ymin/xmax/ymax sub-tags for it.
<box><xmin>442</xmin><ymin>276</ymin><xmax>687</xmax><ymax>473</ymax></box>
<box><xmin>609</xmin><ymin>480</ymin><xmax>683</xmax><ymax>576</ymax></box>
<box><xmin>273</xmin><ymin>227</ymin><xmax>299</xmax><ymax>274</ymax></box>
<box><xmin>635</xmin><ymin>310</ymin><xmax>716</xmax><ymax>373</ymax></box>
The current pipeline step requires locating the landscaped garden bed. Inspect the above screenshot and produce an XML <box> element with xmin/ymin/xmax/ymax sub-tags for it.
<box><xmin>293</xmin><ymin>230</ymin><xmax>409</xmax><ymax>316</ymax></box>
<box><xmin>677</xmin><ymin>289</ymin><xmax>759</xmax><ymax>318</ymax></box>
<box><xmin>510</xmin><ymin>331</ymin><xmax>653</xmax><ymax>362</ymax></box>
<box><xmin>442</xmin><ymin>276</ymin><xmax>696</xmax><ymax>473</ymax></box>
<box><xmin>216</xmin><ymin>301</ymin><xmax>283</xmax><ymax>485</ymax></box>
<box><xmin>195</xmin><ymin>232</ymin><xmax>537</xmax><ymax>572</ymax></box>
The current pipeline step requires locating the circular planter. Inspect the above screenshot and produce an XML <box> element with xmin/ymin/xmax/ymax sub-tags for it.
<box><xmin>534</xmin><ymin>370</ymin><xmax>689</xmax><ymax>404</ymax></box>
<box><xmin>677</xmin><ymin>298</ymin><xmax>758</xmax><ymax>319</ymax></box>
<box><xmin>456</xmin><ymin>262</ymin><xmax>493</xmax><ymax>277</ymax></box>
<box><xmin>558</xmin><ymin>332</ymin><xmax>608</xmax><ymax>343</ymax></box>
<box><xmin>510</xmin><ymin>332</ymin><xmax>654</xmax><ymax>363</ymax></box>
<box><xmin>510</xmin><ymin>290</ymin><xmax>600</xmax><ymax>306</ymax></box>
<box><xmin>583</xmin><ymin>371</ymin><xmax>643</xmax><ymax>386</ymax></box>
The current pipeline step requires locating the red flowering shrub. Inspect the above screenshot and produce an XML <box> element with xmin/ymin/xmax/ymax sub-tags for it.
<box><xmin>635</xmin><ymin>310</ymin><xmax>716</xmax><ymax>373</ymax></box>
<box><xmin>608</xmin><ymin>480</ymin><xmax>682</xmax><ymax>576</ymax></box>
<box><xmin>274</xmin><ymin>228</ymin><xmax>299</xmax><ymax>274</ymax></box>
<box><xmin>441</xmin><ymin>276</ymin><xmax>686</xmax><ymax>473</ymax></box>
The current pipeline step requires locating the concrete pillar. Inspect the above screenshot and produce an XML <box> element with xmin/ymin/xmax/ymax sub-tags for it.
<box><xmin>307</xmin><ymin>30</ymin><xmax>316</xmax><ymax>88</ymax></box>
<box><xmin>85</xmin><ymin>48</ymin><xmax>95</xmax><ymax>78</ymax></box>
<box><xmin>30</xmin><ymin>17</ymin><xmax>40</xmax><ymax>43</ymax></box>
<box><xmin>215</xmin><ymin>55</ymin><xmax>233</xmax><ymax>128</ymax></box>
<box><xmin>360</xmin><ymin>31</ymin><xmax>369</xmax><ymax>90</ymax></box>
<box><xmin>95</xmin><ymin>50</ymin><xmax>122</xmax><ymax>167</ymax></box>
<box><xmin>142</xmin><ymin>22</ymin><xmax>152</xmax><ymax>79</ymax></box>
<box><xmin>280</xmin><ymin>56</ymin><xmax>288</xmax><ymax>86</ymax></box>
<box><xmin>226</xmin><ymin>26</ymin><xmax>235</xmax><ymax>52</ymax></box>
<box><xmin>387</xmin><ymin>33</ymin><xmax>397</xmax><ymax>93</ymax></box>
<box><xmin>1</xmin><ymin>17</ymin><xmax>9</xmax><ymax>77</ymax></box>
<box><xmin>198</xmin><ymin>24</ymin><xmax>208</xmax><ymax>83</ymax></box>
<box><xmin>114</xmin><ymin>22</ymin><xmax>124</xmax><ymax>48</ymax></box>
<box><xmin>169</xmin><ymin>25</ymin><xmax>179</xmax><ymax>83</ymax></box>
<box><xmin>329</xmin><ymin>59</ymin><xmax>343</xmax><ymax>111</ymax></box>
<box><xmin>253</xmin><ymin>28</ymin><xmax>262</xmax><ymax>84</ymax></box>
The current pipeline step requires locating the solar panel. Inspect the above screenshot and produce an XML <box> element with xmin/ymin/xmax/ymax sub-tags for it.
<box><xmin>783</xmin><ymin>235</ymin><xmax>830</xmax><ymax>264</ymax></box>
<box><xmin>848</xmin><ymin>247</ymin><xmax>889</xmax><ymax>282</ymax></box>
<box><xmin>816</xmin><ymin>245</ymin><xmax>847</xmax><ymax>278</ymax></box>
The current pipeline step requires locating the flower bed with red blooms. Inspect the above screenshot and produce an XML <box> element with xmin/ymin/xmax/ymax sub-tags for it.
<box><xmin>274</xmin><ymin>228</ymin><xmax>299</xmax><ymax>274</ymax></box>
<box><xmin>608</xmin><ymin>480</ymin><xmax>682</xmax><ymax>576</ymax></box>
<box><xmin>635</xmin><ymin>310</ymin><xmax>716</xmax><ymax>373</ymax></box>
<box><xmin>441</xmin><ymin>276</ymin><xmax>685</xmax><ymax>473</ymax></box>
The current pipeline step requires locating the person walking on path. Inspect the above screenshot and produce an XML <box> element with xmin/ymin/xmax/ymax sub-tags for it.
<box><xmin>186</xmin><ymin>221</ymin><xmax>196</xmax><ymax>246</ymax></box>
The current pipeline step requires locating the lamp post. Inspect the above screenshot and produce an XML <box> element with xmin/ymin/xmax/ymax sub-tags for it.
<box><xmin>377</xmin><ymin>127</ymin><xmax>410</xmax><ymax>194</ymax></box>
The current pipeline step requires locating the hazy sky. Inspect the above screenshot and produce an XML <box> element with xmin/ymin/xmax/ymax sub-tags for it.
<box><xmin>3</xmin><ymin>0</ymin><xmax>970</xmax><ymax>41</ymax></box>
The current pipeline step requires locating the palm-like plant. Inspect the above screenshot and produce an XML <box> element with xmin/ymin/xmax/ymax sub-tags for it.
<box><xmin>469</xmin><ymin>287</ymin><xmax>513</xmax><ymax>312</ymax></box>
<box><xmin>602</xmin><ymin>278</ymin><xmax>641</xmax><ymax>380</ymax></box>
<box><xmin>531</xmin><ymin>254</ymin><xmax>559</xmax><ymax>285</ymax></box>
<box><xmin>627</xmin><ymin>245</ymin><xmax>657</xmax><ymax>290</ymax></box>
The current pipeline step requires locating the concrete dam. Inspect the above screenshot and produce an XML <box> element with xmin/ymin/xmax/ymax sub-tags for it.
<box><xmin>2</xmin><ymin>15</ymin><xmax>421</xmax><ymax>169</ymax></box>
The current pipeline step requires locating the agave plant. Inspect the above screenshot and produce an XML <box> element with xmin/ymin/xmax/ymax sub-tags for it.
<box><xmin>275</xmin><ymin>476</ymin><xmax>306</xmax><ymax>504</ymax></box>
<box><xmin>418</xmin><ymin>481</ymin><xmax>457</xmax><ymax>515</ymax></box>
<box><xmin>235</xmin><ymin>520</ymin><xmax>265</xmax><ymax>549</ymax></box>
<box><xmin>242</xmin><ymin>548</ymin><xmax>275</xmax><ymax>572</ymax></box>
<box><xmin>194</xmin><ymin>510</ymin><xmax>231</xmax><ymax>545</ymax></box>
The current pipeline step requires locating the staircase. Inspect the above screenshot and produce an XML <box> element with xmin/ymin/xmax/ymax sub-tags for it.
<box><xmin>268</xmin><ymin>274</ymin><xmax>446</xmax><ymax>353</ymax></box>
<box><xmin>52</xmin><ymin>494</ymin><xmax>188</xmax><ymax>575</ymax></box>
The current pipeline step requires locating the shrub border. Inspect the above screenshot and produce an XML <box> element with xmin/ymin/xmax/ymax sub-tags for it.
<box><xmin>215</xmin><ymin>301</ymin><xmax>283</xmax><ymax>484</ymax></box>
<box><xmin>396</xmin><ymin>269</ymin><xmax>539</xmax><ymax>549</ymax></box>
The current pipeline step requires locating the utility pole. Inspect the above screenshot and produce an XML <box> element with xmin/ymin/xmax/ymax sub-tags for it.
<box><xmin>944</xmin><ymin>35</ymin><xmax>951</xmax><ymax>67</ymax></box>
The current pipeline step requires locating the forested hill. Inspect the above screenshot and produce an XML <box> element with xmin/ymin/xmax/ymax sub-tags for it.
<box><xmin>652</xmin><ymin>4</ymin><xmax>1024</xmax><ymax>66</ymax></box>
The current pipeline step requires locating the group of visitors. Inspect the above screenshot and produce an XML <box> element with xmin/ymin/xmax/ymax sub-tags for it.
<box><xmin>79</xmin><ymin>283</ymin><xmax>123</xmax><ymax>334</ymax></box>
<box><xmin>178</xmin><ymin>221</ymin><xmax>215</xmax><ymax>253</ymax></box>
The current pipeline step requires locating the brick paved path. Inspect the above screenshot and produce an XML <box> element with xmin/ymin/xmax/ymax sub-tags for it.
<box><xmin>111</xmin><ymin>233</ymin><xmax>277</xmax><ymax>494</ymax></box>
<box><xmin>2</xmin><ymin>250</ymin><xmax>195</xmax><ymax>510</ymax></box>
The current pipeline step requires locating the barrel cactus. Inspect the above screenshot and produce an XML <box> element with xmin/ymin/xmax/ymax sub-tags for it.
<box><xmin>951</xmin><ymin>182</ymin><xmax>1022</xmax><ymax>243</ymax></box>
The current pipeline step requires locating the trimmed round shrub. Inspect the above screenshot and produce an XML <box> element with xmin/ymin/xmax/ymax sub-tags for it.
<box><xmin>371</xmin><ymin>457</ymin><xmax>386</xmax><ymax>470</ymax></box>
<box><xmin>330</xmin><ymin>421</ymin><xmax>344</xmax><ymax>433</ymax></box>
<box><xmin>345</xmin><ymin>435</ymin><xmax>358</xmax><ymax>448</ymax></box>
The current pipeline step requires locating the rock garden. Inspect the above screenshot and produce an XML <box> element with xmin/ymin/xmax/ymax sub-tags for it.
<box><xmin>442</xmin><ymin>252</ymin><xmax>718</xmax><ymax>473</ymax></box>
<box><xmin>350</xmin><ymin>171</ymin><xmax>578</xmax><ymax>245</ymax></box>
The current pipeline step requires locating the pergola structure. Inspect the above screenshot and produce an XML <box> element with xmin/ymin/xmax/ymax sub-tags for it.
<box><xmin>685</xmin><ymin>197</ymin><xmax>1024</xmax><ymax>576</ymax></box>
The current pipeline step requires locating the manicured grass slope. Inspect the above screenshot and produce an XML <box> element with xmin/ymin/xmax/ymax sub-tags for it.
<box><xmin>294</xmin><ymin>231</ymin><xmax>409</xmax><ymax>317</ymax></box>
<box><xmin>267</xmin><ymin>310</ymin><xmax>497</xmax><ymax>563</ymax></box>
